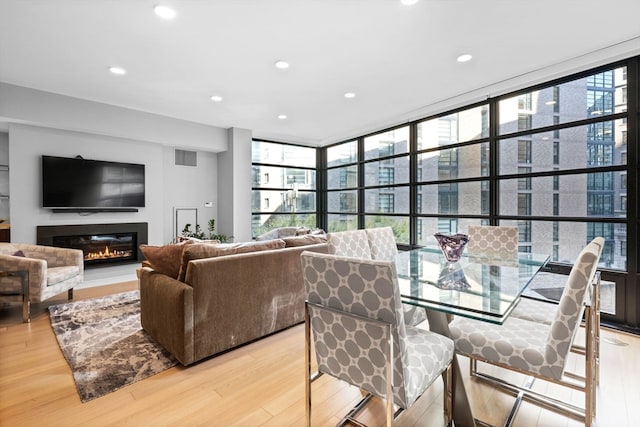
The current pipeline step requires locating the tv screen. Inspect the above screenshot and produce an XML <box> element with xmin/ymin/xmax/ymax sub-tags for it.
<box><xmin>42</xmin><ymin>155</ymin><xmax>145</xmax><ymax>209</ymax></box>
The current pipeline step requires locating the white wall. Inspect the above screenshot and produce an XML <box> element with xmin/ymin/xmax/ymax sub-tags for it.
<box><xmin>3</xmin><ymin>90</ymin><xmax>229</xmax><ymax>287</ymax></box>
<box><xmin>0</xmin><ymin>84</ymin><xmax>255</xmax><ymax>287</ymax></box>
<box><xmin>7</xmin><ymin>124</ymin><xmax>224</xmax><ymax>286</ymax></box>
<box><xmin>162</xmin><ymin>146</ymin><xmax>218</xmax><ymax>242</ymax></box>
<box><xmin>8</xmin><ymin>124</ymin><xmax>165</xmax><ymax>242</ymax></box>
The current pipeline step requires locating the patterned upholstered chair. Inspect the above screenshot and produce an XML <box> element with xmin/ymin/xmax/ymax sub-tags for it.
<box><xmin>365</xmin><ymin>227</ymin><xmax>427</xmax><ymax>327</ymax></box>
<box><xmin>301</xmin><ymin>251</ymin><xmax>454</xmax><ymax>426</ymax></box>
<box><xmin>466</xmin><ymin>225</ymin><xmax>519</xmax><ymax>258</ymax></box>
<box><xmin>327</xmin><ymin>229</ymin><xmax>426</xmax><ymax>327</ymax></box>
<box><xmin>365</xmin><ymin>226</ymin><xmax>398</xmax><ymax>261</ymax></box>
<box><xmin>0</xmin><ymin>243</ymin><xmax>83</xmax><ymax>322</ymax></box>
<box><xmin>511</xmin><ymin>270</ymin><xmax>603</xmax><ymax>386</ymax></box>
<box><xmin>449</xmin><ymin>237</ymin><xmax>604</xmax><ymax>426</ymax></box>
<box><xmin>326</xmin><ymin>229</ymin><xmax>372</xmax><ymax>258</ymax></box>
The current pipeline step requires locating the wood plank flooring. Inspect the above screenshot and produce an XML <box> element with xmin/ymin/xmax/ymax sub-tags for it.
<box><xmin>1</xmin><ymin>282</ymin><xmax>638</xmax><ymax>427</ymax></box>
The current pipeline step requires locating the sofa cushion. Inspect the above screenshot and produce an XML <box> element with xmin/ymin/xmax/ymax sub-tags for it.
<box><xmin>281</xmin><ymin>234</ymin><xmax>327</xmax><ymax>247</ymax></box>
<box><xmin>140</xmin><ymin>240</ymin><xmax>193</xmax><ymax>280</ymax></box>
<box><xmin>178</xmin><ymin>239</ymin><xmax>286</xmax><ymax>282</ymax></box>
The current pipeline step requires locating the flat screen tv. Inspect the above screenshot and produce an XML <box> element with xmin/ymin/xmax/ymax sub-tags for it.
<box><xmin>42</xmin><ymin>155</ymin><xmax>145</xmax><ymax>211</ymax></box>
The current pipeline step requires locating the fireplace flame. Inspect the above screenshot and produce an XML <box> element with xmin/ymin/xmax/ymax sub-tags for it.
<box><xmin>85</xmin><ymin>246</ymin><xmax>133</xmax><ymax>261</ymax></box>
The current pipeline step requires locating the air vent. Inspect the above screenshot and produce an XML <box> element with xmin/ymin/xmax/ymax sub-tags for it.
<box><xmin>175</xmin><ymin>149</ymin><xmax>197</xmax><ymax>167</ymax></box>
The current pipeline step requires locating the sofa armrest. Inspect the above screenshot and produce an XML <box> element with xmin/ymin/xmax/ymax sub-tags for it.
<box><xmin>138</xmin><ymin>268</ymin><xmax>194</xmax><ymax>365</ymax></box>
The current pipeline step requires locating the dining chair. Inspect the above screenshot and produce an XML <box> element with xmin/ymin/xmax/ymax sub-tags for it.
<box><xmin>365</xmin><ymin>226</ymin><xmax>428</xmax><ymax>327</ymax></box>
<box><xmin>327</xmin><ymin>229</ymin><xmax>426</xmax><ymax>327</ymax></box>
<box><xmin>466</xmin><ymin>225</ymin><xmax>519</xmax><ymax>257</ymax></box>
<box><xmin>511</xmin><ymin>270</ymin><xmax>573</xmax><ymax>325</ymax></box>
<box><xmin>512</xmin><ymin>270</ymin><xmax>602</xmax><ymax>386</ymax></box>
<box><xmin>301</xmin><ymin>251</ymin><xmax>454</xmax><ymax>427</ymax></box>
<box><xmin>326</xmin><ymin>229</ymin><xmax>372</xmax><ymax>258</ymax></box>
<box><xmin>449</xmin><ymin>237</ymin><xmax>604</xmax><ymax>426</ymax></box>
<box><xmin>365</xmin><ymin>226</ymin><xmax>398</xmax><ymax>261</ymax></box>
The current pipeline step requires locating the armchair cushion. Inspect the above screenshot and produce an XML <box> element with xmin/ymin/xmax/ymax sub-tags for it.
<box><xmin>47</xmin><ymin>266</ymin><xmax>82</xmax><ymax>286</ymax></box>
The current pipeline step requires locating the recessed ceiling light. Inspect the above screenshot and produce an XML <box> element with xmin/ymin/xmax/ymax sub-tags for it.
<box><xmin>274</xmin><ymin>60</ymin><xmax>290</xmax><ymax>69</ymax></box>
<box><xmin>108</xmin><ymin>66</ymin><xmax>126</xmax><ymax>75</ymax></box>
<box><xmin>344</xmin><ymin>92</ymin><xmax>356</xmax><ymax>99</ymax></box>
<box><xmin>154</xmin><ymin>5</ymin><xmax>176</xmax><ymax>19</ymax></box>
<box><xmin>400</xmin><ymin>0</ymin><xmax>419</xmax><ymax>5</ymax></box>
<box><xmin>210</xmin><ymin>95</ymin><xmax>223</xmax><ymax>102</ymax></box>
<box><xmin>457</xmin><ymin>53</ymin><xmax>473</xmax><ymax>63</ymax></box>
<box><xmin>277</xmin><ymin>114</ymin><xmax>288</xmax><ymax>120</ymax></box>
<box><xmin>545</xmin><ymin>100</ymin><xmax>557</xmax><ymax>105</ymax></box>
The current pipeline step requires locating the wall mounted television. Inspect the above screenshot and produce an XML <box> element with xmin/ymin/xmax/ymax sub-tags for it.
<box><xmin>42</xmin><ymin>155</ymin><xmax>145</xmax><ymax>212</ymax></box>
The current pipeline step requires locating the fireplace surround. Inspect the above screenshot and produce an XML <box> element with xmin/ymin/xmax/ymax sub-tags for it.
<box><xmin>36</xmin><ymin>223</ymin><xmax>148</xmax><ymax>268</ymax></box>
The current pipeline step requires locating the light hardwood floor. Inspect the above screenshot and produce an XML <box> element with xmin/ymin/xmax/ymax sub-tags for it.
<box><xmin>1</xmin><ymin>281</ymin><xmax>638</xmax><ymax>427</ymax></box>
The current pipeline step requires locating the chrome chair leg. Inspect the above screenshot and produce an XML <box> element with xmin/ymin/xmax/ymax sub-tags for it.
<box><xmin>444</xmin><ymin>363</ymin><xmax>453</xmax><ymax>427</ymax></box>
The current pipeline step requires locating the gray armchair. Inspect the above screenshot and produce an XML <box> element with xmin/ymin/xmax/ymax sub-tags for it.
<box><xmin>0</xmin><ymin>243</ymin><xmax>83</xmax><ymax>322</ymax></box>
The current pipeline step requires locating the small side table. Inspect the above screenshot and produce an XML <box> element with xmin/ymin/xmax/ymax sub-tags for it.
<box><xmin>0</xmin><ymin>270</ymin><xmax>30</xmax><ymax>322</ymax></box>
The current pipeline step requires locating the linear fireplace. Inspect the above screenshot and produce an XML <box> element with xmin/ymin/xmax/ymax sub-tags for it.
<box><xmin>36</xmin><ymin>223</ymin><xmax>148</xmax><ymax>268</ymax></box>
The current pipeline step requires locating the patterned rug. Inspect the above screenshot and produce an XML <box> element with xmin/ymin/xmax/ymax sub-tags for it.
<box><xmin>48</xmin><ymin>290</ymin><xmax>177</xmax><ymax>402</ymax></box>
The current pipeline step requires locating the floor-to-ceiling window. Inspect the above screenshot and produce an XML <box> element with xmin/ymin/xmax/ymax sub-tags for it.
<box><xmin>251</xmin><ymin>56</ymin><xmax>638</xmax><ymax>329</ymax></box>
<box><xmin>250</xmin><ymin>140</ymin><xmax>317</xmax><ymax>237</ymax></box>
<box><xmin>324</xmin><ymin>128</ymin><xmax>413</xmax><ymax>243</ymax></box>
<box><xmin>319</xmin><ymin>56</ymin><xmax>638</xmax><ymax>329</ymax></box>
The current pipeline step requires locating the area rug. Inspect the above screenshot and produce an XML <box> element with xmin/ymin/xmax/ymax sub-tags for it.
<box><xmin>48</xmin><ymin>290</ymin><xmax>177</xmax><ymax>402</ymax></box>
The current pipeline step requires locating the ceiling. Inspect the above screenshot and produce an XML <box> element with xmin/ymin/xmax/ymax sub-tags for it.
<box><xmin>1</xmin><ymin>0</ymin><xmax>639</xmax><ymax>146</ymax></box>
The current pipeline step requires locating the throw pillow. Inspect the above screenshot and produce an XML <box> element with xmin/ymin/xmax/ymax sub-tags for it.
<box><xmin>178</xmin><ymin>239</ymin><xmax>286</xmax><ymax>282</ymax></box>
<box><xmin>255</xmin><ymin>227</ymin><xmax>301</xmax><ymax>241</ymax></box>
<box><xmin>294</xmin><ymin>227</ymin><xmax>311</xmax><ymax>235</ymax></box>
<box><xmin>139</xmin><ymin>240</ymin><xmax>193</xmax><ymax>280</ymax></box>
<box><xmin>281</xmin><ymin>234</ymin><xmax>327</xmax><ymax>247</ymax></box>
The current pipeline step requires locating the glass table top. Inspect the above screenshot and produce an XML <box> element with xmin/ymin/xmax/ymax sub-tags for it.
<box><xmin>395</xmin><ymin>247</ymin><xmax>550</xmax><ymax>324</ymax></box>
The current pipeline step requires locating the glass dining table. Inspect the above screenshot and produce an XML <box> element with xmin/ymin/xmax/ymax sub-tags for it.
<box><xmin>395</xmin><ymin>247</ymin><xmax>550</xmax><ymax>427</ymax></box>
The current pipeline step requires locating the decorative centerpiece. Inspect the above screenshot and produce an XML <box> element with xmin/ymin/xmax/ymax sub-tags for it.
<box><xmin>437</xmin><ymin>261</ymin><xmax>471</xmax><ymax>290</ymax></box>
<box><xmin>434</xmin><ymin>233</ymin><xmax>469</xmax><ymax>262</ymax></box>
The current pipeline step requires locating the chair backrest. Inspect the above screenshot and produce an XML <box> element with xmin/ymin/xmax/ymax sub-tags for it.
<box><xmin>326</xmin><ymin>229</ymin><xmax>372</xmax><ymax>259</ymax></box>
<box><xmin>467</xmin><ymin>225</ymin><xmax>519</xmax><ymax>257</ymax></box>
<box><xmin>366</xmin><ymin>226</ymin><xmax>398</xmax><ymax>261</ymax></box>
<box><xmin>301</xmin><ymin>251</ymin><xmax>411</xmax><ymax>407</ymax></box>
<box><xmin>543</xmin><ymin>237</ymin><xmax>604</xmax><ymax>379</ymax></box>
